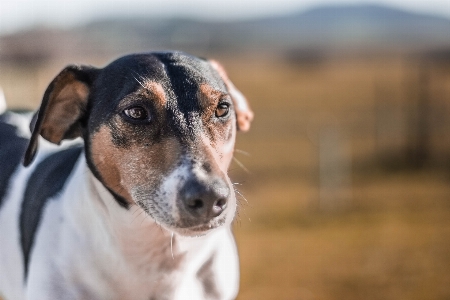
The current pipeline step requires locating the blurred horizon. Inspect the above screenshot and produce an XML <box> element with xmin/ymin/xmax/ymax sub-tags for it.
<box><xmin>2</xmin><ymin>0</ymin><xmax>450</xmax><ymax>36</ymax></box>
<box><xmin>2</xmin><ymin>3</ymin><xmax>450</xmax><ymax>67</ymax></box>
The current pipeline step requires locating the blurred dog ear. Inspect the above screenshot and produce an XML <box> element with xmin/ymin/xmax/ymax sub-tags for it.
<box><xmin>23</xmin><ymin>65</ymin><xmax>98</xmax><ymax>167</ymax></box>
<box><xmin>209</xmin><ymin>60</ymin><xmax>253</xmax><ymax>132</ymax></box>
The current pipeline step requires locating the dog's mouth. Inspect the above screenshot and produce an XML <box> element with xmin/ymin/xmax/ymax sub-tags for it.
<box><xmin>187</xmin><ymin>216</ymin><xmax>227</xmax><ymax>230</ymax></box>
<box><xmin>136</xmin><ymin>199</ymin><xmax>229</xmax><ymax>236</ymax></box>
<box><xmin>168</xmin><ymin>215</ymin><xmax>228</xmax><ymax>237</ymax></box>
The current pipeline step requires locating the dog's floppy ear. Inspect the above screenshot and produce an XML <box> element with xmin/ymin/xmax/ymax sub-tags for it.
<box><xmin>23</xmin><ymin>65</ymin><xmax>98</xmax><ymax>167</ymax></box>
<box><xmin>209</xmin><ymin>60</ymin><xmax>253</xmax><ymax>132</ymax></box>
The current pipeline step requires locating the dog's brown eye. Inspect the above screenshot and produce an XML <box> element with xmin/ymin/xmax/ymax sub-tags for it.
<box><xmin>124</xmin><ymin>106</ymin><xmax>149</xmax><ymax>121</ymax></box>
<box><xmin>215</xmin><ymin>103</ymin><xmax>230</xmax><ymax>118</ymax></box>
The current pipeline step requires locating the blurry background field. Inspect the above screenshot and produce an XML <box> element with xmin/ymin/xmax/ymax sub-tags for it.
<box><xmin>1</xmin><ymin>2</ymin><xmax>450</xmax><ymax>299</ymax></box>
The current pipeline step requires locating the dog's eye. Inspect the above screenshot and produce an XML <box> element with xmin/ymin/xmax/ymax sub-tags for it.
<box><xmin>123</xmin><ymin>106</ymin><xmax>149</xmax><ymax>121</ymax></box>
<box><xmin>215</xmin><ymin>103</ymin><xmax>230</xmax><ymax>118</ymax></box>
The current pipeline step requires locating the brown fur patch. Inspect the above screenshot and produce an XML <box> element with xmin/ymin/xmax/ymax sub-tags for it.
<box><xmin>91</xmin><ymin>126</ymin><xmax>133</xmax><ymax>203</ymax></box>
<box><xmin>90</xmin><ymin>124</ymin><xmax>182</xmax><ymax>205</ymax></box>
<box><xmin>198</xmin><ymin>84</ymin><xmax>224</xmax><ymax>109</ymax></box>
<box><xmin>143</xmin><ymin>81</ymin><xmax>167</xmax><ymax>108</ymax></box>
<box><xmin>40</xmin><ymin>74</ymin><xmax>89</xmax><ymax>143</ymax></box>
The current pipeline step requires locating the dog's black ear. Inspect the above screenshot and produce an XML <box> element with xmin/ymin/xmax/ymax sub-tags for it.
<box><xmin>23</xmin><ymin>65</ymin><xmax>98</xmax><ymax>167</ymax></box>
<box><xmin>209</xmin><ymin>60</ymin><xmax>253</xmax><ymax>132</ymax></box>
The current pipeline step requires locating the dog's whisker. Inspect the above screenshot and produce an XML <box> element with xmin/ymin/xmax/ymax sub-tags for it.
<box><xmin>131</xmin><ymin>71</ymin><xmax>146</xmax><ymax>88</ymax></box>
<box><xmin>232</xmin><ymin>157</ymin><xmax>250</xmax><ymax>173</ymax></box>
<box><xmin>144</xmin><ymin>214</ymin><xmax>152</xmax><ymax>228</ymax></box>
<box><xmin>233</xmin><ymin>210</ymin><xmax>243</xmax><ymax>227</ymax></box>
<box><xmin>236</xmin><ymin>197</ymin><xmax>248</xmax><ymax>206</ymax></box>
<box><xmin>133</xmin><ymin>76</ymin><xmax>145</xmax><ymax>89</ymax></box>
<box><xmin>235</xmin><ymin>192</ymin><xmax>251</xmax><ymax>222</ymax></box>
<box><xmin>238</xmin><ymin>206</ymin><xmax>251</xmax><ymax>222</ymax></box>
<box><xmin>139</xmin><ymin>212</ymin><xmax>149</xmax><ymax>226</ymax></box>
<box><xmin>131</xmin><ymin>206</ymin><xmax>142</xmax><ymax>216</ymax></box>
<box><xmin>131</xmin><ymin>210</ymin><xmax>145</xmax><ymax>225</ymax></box>
<box><xmin>170</xmin><ymin>232</ymin><xmax>175</xmax><ymax>260</ymax></box>
<box><xmin>234</xmin><ymin>149</ymin><xmax>250</xmax><ymax>156</ymax></box>
<box><xmin>234</xmin><ymin>189</ymin><xmax>248</xmax><ymax>203</ymax></box>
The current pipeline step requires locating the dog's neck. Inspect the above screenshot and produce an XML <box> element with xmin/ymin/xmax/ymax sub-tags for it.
<box><xmin>76</xmin><ymin>155</ymin><xmax>180</xmax><ymax>264</ymax></box>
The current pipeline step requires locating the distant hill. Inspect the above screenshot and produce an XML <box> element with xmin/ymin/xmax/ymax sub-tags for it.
<box><xmin>239</xmin><ymin>4</ymin><xmax>450</xmax><ymax>50</ymax></box>
<box><xmin>1</xmin><ymin>4</ymin><xmax>450</xmax><ymax>61</ymax></box>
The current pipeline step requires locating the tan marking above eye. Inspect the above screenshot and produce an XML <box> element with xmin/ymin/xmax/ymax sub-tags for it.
<box><xmin>143</xmin><ymin>81</ymin><xmax>167</xmax><ymax>108</ymax></box>
<box><xmin>198</xmin><ymin>84</ymin><xmax>227</xmax><ymax>108</ymax></box>
<box><xmin>120</xmin><ymin>81</ymin><xmax>167</xmax><ymax>110</ymax></box>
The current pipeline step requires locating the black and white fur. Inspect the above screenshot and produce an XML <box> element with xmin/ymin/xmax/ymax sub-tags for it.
<box><xmin>0</xmin><ymin>52</ymin><xmax>253</xmax><ymax>300</ymax></box>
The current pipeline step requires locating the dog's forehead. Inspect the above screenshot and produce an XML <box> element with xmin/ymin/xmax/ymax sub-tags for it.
<box><xmin>153</xmin><ymin>52</ymin><xmax>225</xmax><ymax>90</ymax></box>
<box><xmin>98</xmin><ymin>52</ymin><xmax>226</xmax><ymax>97</ymax></box>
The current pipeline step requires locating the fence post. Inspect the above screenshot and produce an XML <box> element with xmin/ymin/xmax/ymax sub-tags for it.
<box><xmin>318</xmin><ymin>125</ymin><xmax>352</xmax><ymax>211</ymax></box>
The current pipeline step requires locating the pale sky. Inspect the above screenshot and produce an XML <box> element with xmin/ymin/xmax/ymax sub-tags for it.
<box><xmin>1</xmin><ymin>0</ymin><xmax>449</xmax><ymax>35</ymax></box>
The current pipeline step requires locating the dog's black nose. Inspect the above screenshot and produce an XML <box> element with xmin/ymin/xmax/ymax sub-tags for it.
<box><xmin>180</xmin><ymin>178</ymin><xmax>229</xmax><ymax>220</ymax></box>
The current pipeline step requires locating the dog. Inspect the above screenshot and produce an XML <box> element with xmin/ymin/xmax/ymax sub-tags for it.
<box><xmin>0</xmin><ymin>52</ymin><xmax>253</xmax><ymax>300</ymax></box>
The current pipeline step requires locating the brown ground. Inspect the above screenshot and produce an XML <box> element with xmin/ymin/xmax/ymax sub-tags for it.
<box><xmin>234</xmin><ymin>171</ymin><xmax>450</xmax><ymax>300</ymax></box>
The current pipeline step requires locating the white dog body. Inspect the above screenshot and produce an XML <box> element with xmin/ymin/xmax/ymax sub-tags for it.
<box><xmin>0</xmin><ymin>145</ymin><xmax>239</xmax><ymax>300</ymax></box>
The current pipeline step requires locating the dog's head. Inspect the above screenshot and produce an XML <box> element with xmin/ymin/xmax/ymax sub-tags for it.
<box><xmin>23</xmin><ymin>52</ymin><xmax>253</xmax><ymax>236</ymax></box>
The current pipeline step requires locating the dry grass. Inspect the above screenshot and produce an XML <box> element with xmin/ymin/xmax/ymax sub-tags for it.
<box><xmin>2</xmin><ymin>54</ymin><xmax>450</xmax><ymax>300</ymax></box>
<box><xmin>224</xmin><ymin>55</ymin><xmax>450</xmax><ymax>300</ymax></box>
<box><xmin>233</xmin><ymin>172</ymin><xmax>450</xmax><ymax>300</ymax></box>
